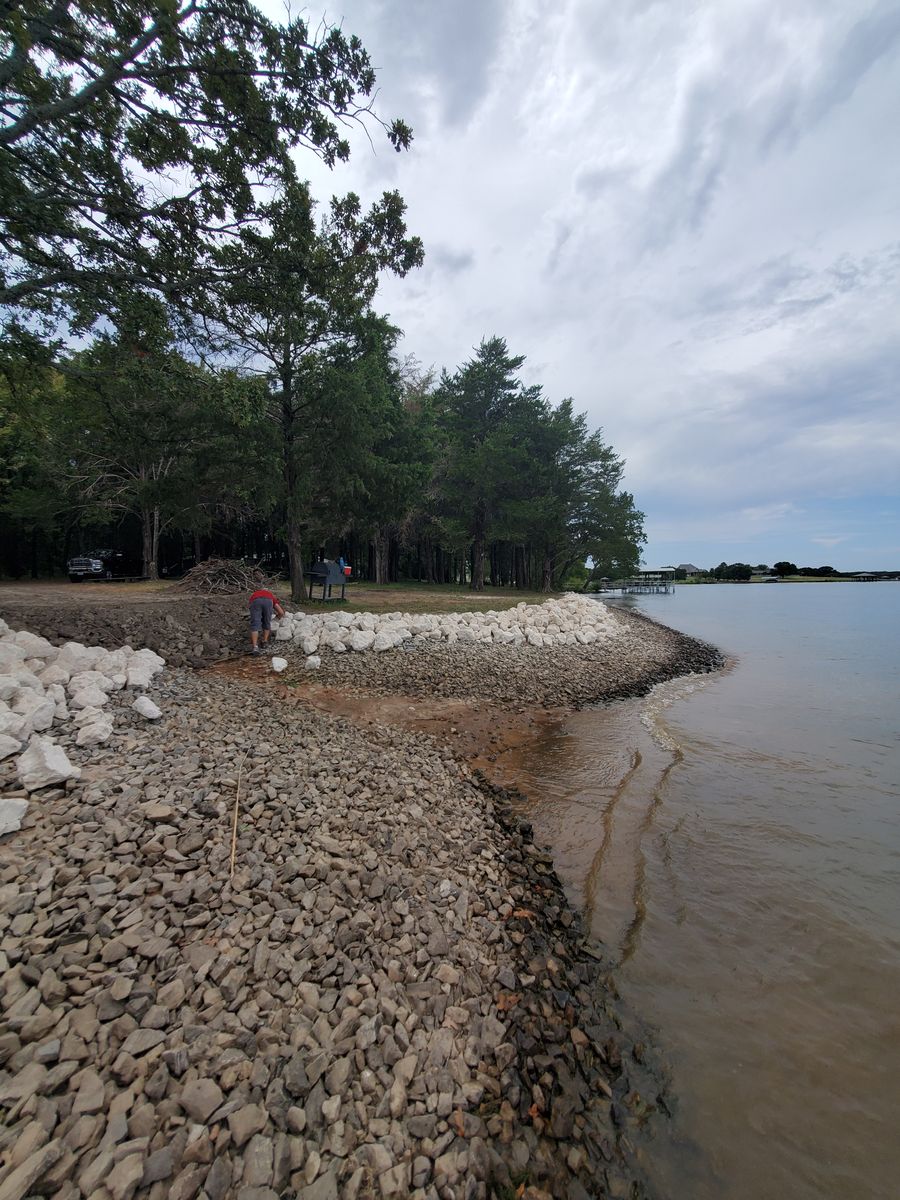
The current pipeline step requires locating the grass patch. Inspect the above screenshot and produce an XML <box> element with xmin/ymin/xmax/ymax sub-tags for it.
<box><xmin>294</xmin><ymin>582</ymin><xmax>558</xmax><ymax>616</ymax></box>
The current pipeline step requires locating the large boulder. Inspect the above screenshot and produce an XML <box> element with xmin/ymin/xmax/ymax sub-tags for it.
<box><xmin>12</xmin><ymin>690</ymin><xmax>55</xmax><ymax>734</ymax></box>
<box><xmin>0</xmin><ymin>796</ymin><xmax>28</xmax><ymax>834</ymax></box>
<box><xmin>17</xmin><ymin>736</ymin><xmax>81</xmax><ymax>792</ymax></box>
<box><xmin>10</xmin><ymin>631</ymin><xmax>57</xmax><ymax>661</ymax></box>
<box><xmin>0</xmin><ymin>643</ymin><xmax>28</xmax><ymax>670</ymax></box>
<box><xmin>69</xmin><ymin>686</ymin><xmax>109</xmax><ymax>710</ymax></box>
<box><xmin>0</xmin><ymin>735</ymin><xmax>21</xmax><ymax>761</ymax></box>
<box><xmin>67</xmin><ymin>670</ymin><xmax>116</xmax><ymax>695</ymax></box>
<box><xmin>349</xmin><ymin>630</ymin><xmax>375</xmax><ymax>653</ymax></box>
<box><xmin>76</xmin><ymin>717</ymin><xmax>114</xmax><ymax>747</ymax></box>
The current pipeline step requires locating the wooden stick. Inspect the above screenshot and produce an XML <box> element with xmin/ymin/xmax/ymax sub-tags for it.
<box><xmin>229</xmin><ymin>748</ymin><xmax>251</xmax><ymax>880</ymax></box>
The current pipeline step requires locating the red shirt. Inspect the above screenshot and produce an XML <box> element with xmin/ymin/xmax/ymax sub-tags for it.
<box><xmin>249</xmin><ymin>589</ymin><xmax>279</xmax><ymax>607</ymax></box>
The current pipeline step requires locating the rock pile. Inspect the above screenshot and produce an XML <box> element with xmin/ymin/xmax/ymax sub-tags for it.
<box><xmin>0</xmin><ymin>599</ymin><xmax>244</xmax><ymax>670</ymax></box>
<box><xmin>0</xmin><ymin>620</ymin><xmax>165</xmax><ymax>804</ymax></box>
<box><xmin>288</xmin><ymin>606</ymin><xmax>724</xmax><ymax>710</ymax></box>
<box><xmin>0</xmin><ymin>667</ymin><xmax>655</xmax><ymax>1200</ymax></box>
<box><xmin>273</xmin><ymin>595</ymin><xmax>621</xmax><ymax>659</ymax></box>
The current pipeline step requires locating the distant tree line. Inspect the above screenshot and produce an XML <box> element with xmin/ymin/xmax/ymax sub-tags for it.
<box><xmin>679</xmin><ymin>562</ymin><xmax>845</xmax><ymax>581</ymax></box>
<box><xmin>0</xmin><ymin>332</ymin><xmax>645</xmax><ymax>596</ymax></box>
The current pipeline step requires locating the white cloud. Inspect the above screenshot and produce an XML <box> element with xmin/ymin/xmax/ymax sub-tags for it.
<box><xmin>272</xmin><ymin>0</ymin><xmax>900</xmax><ymax>566</ymax></box>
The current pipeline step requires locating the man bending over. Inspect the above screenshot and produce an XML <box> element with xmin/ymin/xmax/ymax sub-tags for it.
<box><xmin>248</xmin><ymin>588</ymin><xmax>285</xmax><ymax>655</ymax></box>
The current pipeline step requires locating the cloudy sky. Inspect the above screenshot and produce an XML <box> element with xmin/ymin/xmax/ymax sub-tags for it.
<box><xmin>293</xmin><ymin>0</ymin><xmax>899</xmax><ymax>570</ymax></box>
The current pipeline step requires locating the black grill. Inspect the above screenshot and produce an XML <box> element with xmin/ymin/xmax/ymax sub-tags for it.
<box><xmin>304</xmin><ymin>560</ymin><xmax>351</xmax><ymax>600</ymax></box>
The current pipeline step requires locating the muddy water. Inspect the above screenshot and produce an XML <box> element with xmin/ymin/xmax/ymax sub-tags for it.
<box><xmin>498</xmin><ymin>585</ymin><xmax>900</xmax><ymax>1200</ymax></box>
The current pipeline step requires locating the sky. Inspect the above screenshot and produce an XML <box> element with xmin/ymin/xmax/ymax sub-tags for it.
<box><xmin>287</xmin><ymin>0</ymin><xmax>899</xmax><ymax>570</ymax></box>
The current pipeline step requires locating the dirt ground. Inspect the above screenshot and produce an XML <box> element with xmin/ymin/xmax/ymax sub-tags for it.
<box><xmin>210</xmin><ymin>653</ymin><xmax>567</xmax><ymax>790</ymax></box>
<box><xmin>0</xmin><ymin>579</ymin><xmax>552</xmax><ymax>613</ymax></box>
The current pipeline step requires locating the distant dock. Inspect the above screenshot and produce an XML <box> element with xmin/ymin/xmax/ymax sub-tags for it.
<box><xmin>595</xmin><ymin>567</ymin><xmax>676</xmax><ymax>595</ymax></box>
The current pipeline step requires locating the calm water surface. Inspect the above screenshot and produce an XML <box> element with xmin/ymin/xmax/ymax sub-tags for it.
<box><xmin>506</xmin><ymin>583</ymin><xmax>900</xmax><ymax>1200</ymax></box>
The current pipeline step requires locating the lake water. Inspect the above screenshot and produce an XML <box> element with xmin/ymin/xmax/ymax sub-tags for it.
<box><xmin>504</xmin><ymin>583</ymin><xmax>900</xmax><ymax>1200</ymax></box>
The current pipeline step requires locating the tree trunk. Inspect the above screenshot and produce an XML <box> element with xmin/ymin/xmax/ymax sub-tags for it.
<box><xmin>372</xmin><ymin>533</ymin><xmax>390</xmax><ymax>584</ymax></box>
<box><xmin>471</xmin><ymin>504</ymin><xmax>486</xmax><ymax>591</ymax></box>
<box><xmin>541</xmin><ymin>548</ymin><xmax>554</xmax><ymax>592</ymax></box>
<box><xmin>281</xmin><ymin>380</ymin><xmax>309</xmax><ymax>604</ymax></box>
<box><xmin>141</xmin><ymin>508</ymin><xmax>159</xmax><ymax>580</ymax></box>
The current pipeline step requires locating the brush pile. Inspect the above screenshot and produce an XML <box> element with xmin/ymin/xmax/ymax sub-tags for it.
<box><xmin>172</xmin><ymin>558</ymin><xmax>279</xmax><ymax>596</ymax></box>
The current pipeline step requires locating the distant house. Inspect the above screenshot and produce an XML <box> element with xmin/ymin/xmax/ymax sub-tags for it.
<box><xmin>677</xmin><ymin>563</ymin><xmax>704</xmax><ymax>578</ymax></box>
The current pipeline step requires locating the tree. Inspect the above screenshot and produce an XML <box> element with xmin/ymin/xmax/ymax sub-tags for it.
<box><xmin>59</xmin><ymin>330</ymin><xmax>272</xmax><ymax>578</ymax></box>
<box><xmin>209</xmin><ymin>183</ymin><xmax>422</xmax><ymax>599</ymax></box>
<box><xmin>1</xmin><ymin>0</ymin><xmax>413</xmax><ymax>335</ymax></box>
<box><xmin>773</xmin><ymin>560</ymin><xmax>797</xmax><ymax>577</ymax></box>
<box><xmin>434</xmin><ymin>337</ymin><xmax>540</xmax><ymax>590</ymax></box>
<box><xmin>432</xmin><ymin>338</ymin><xmax>644</xmax><ymax>592</ymax></box>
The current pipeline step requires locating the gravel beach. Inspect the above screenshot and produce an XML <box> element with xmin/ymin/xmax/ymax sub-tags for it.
<box><xmin>0</xmin><ymin>596</ymin><xmax>723</xmax><ymax>1199</ymax></box>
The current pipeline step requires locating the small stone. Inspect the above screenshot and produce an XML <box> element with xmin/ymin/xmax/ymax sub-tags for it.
<box><xmin>142</xmin><ymin>1147</ymin><xmax>175</xmax><ymax>1185</ymax></box>
<box><xmin>179</xmin><ymin>1078</ymin><xmax>224</xmax><ymax>1123</ymax></box>
<box><xmin>228</xmin><ymin>1103</ymin><xmax>267</xmax><ymax>1148</ymax></box>
<box><xmin>105</xmin><ymin>1152</ymin><xmax>144</xmax><ymax>1200</ymax></box>
<box><xmin>120</xmin><ymin>1028</ymin><xmax>165</xmax><ymax>1057</ymax></box>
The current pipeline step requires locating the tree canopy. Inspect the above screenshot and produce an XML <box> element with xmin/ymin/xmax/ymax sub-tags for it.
<box><xmin>0</xmin><ymin>0</ymin><xmax>412</xmax><ymax>336</ymax></box>
<box><xmin>1</xmin><ymin>4</ymin><xmax>647</xmax><ymax>593</ymax></box>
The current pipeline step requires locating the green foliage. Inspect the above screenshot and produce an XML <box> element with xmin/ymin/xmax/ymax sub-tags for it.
<box><xmin>773</xmin><ymin>560</ymin><xmax>798</xmax><ymax>577</ymax></box>
<box><xmin>1</xmin><ymin>0</ymin><xmax>413</xmax><ymax>335</ymax></box>
<box><xmin>207</xmin><ymin>179</ymin><xmax>422</xmax><ymax>598</ymax></box>
<box><xmin>710</xmin><ymin>561</ymin><xmax>753</xmax><ymax>580</ymax></box>
<box><xmin>431</xmin><ymin>337</ymin><xmax>644</xmax><ymax>591</ymax></box>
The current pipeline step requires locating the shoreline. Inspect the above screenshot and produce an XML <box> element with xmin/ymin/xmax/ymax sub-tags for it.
<box><xmin>0</xmin><ymin>602</ymin><xmax>723</xmax><ymax>1199</ymax></box>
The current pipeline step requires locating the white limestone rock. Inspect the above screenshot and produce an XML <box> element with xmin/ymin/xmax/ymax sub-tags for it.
<box><xmin>0</xmin><ymin>735</ymin><xmax>21</xmax><ymax>761</ymax></box>
<box><xmin>37</xmin><ymin>663</ymin><xmax>71</xmax><ymax>687</ymax></box>
<box><xmin>349</xmin><ymin>630</ymin><xmax>376</xmax><ymax>652</ymax></box>
<box><xmin>130</xmin><ymin>648</ymin><xmax>165</xmax><ymax>673</ymax></box>
<box><xmin>12</xmin><ymin>690</ymin><xmax>55</xmax><ymax>733</ymax></box>
<box><xmin>0</xmin><ymin>706</ymin><xmax>27</xmax><ymax>742</ymax></box>
<box><xmin>126</xmin><ymin>666</ymin><xmax>154</xmax><ymax>689</ymax></box>
<box><xmin>76</xmin><ymin>718</ymin><xmax>114</xmax><ymax>747</ymax></box>
<box><xmin>17</xmin><ymin>736</ymin><xmax>81</xmax><ymax>792</ymax></box>
<box><xmin>55</xmin><ymin>642</ymin><xmax>106</xmax><ymax>674</ymax></box>
<box><xmin>270</xmin><ymin>657</ymin><xmax>287</xmax><ymax>673</ymax></box>
<box><xmin>132</xmin><ymin>696</ymin><xmax>162</xmax><ymax>720</ymax></box>
<box><xmin>274</xmin><ymin>623</ymin><xmax>293</xmax><ymax>641</ymax></box>
<box><xmin>10</xmin><ymin>631</ymin><xmax>57</xmax><ymax>660</ymax></box>
<box><xmin>299</xmin><ymin>636</ymin><xmax>320</xmax><ymax>656</ymax></box>
<box><xmin>0</xmin><ymin>643</ymin><xmax>28</xmax><ymax>670</ymax></box>
<box><xmin>70</xmin><ymin>686</ymin><xmax>109</xmax><ymax>710</ymax></box>
<box><xmin>305</xmin><ymin>655</ymin><xmax>321</xmax><ymax>669</ymax></box>
<box><xmin>73</xmin><ymin>705</ymin><xmax>105</xmax><ymax>727</ymax></box>
<box><xmin>68</xmin><ymin>670</ymin><xmax>116</xmax><ymax>695</ymax></box>
<box><xmin>0</xmin><ymin>797</ymin><xmax>28</xmax><ymax>835</ymax></box>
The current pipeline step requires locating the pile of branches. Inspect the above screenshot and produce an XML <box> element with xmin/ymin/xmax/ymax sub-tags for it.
<box><xmin>172</xmin><ymin>558</ymin><xmax>281</xmax><ymax>596</ymax></box>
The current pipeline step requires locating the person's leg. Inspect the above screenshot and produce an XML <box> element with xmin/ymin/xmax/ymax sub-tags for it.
<box><xmin>249</xmin><ymin>600</ymin><xmax>263</xmax><ymax>653</ymax></box>
<box><xmin>259</xmin><ymin>598</ymin><xmax>273</xmax><ymax>648</ymax></box>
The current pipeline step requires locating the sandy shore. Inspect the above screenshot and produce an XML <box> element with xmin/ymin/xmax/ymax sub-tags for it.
<box><xmin>0</xmin><ymin>601</ymin><xmax>722</xmax><ymax>1199</ymax></box>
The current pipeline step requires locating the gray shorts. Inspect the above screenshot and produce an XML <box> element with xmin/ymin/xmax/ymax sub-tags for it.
<box><xmin>249</xmin><ymin>597</ymin><xmax>273</xmax><ymax>632</ymax></box>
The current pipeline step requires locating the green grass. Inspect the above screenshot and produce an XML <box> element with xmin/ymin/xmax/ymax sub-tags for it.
<box><xmin>294</xmin><ymin>581</ymin><xmax>557</xmax><ymax>615</ymax></box>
